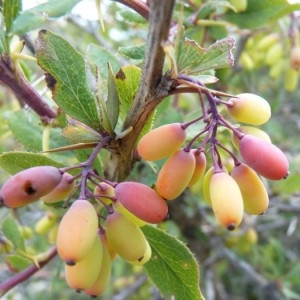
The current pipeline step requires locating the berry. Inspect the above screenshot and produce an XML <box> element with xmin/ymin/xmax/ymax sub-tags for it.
<box><xmin>188</xmin><ymin>150</ymin><xmax>207</xmax><ymax>187</ymax></box>
<box><xmin>227</xmin><ymin>93</ymin><xmax>271</xmax><ymax>125</ymax></box>
<box><xmin>41</xmin><ymin>172</ymin><xmax>76</xmax><ymax>204</ymax></box>
<box><xmin>137</xmin><ymin>123</ymin><xmax>186</xmax><ymax>161</ymax></box>
<box><xmin>56</xmin><ymin>200</ymin><xmax>99</xmax><ymax>265</ymax></box>
<box><xmin>83</xmin><ymin>237</ymin><xmax>112</xmax><ymax>297</ymax></box>
<box><xmin>65</xmin><ymin>235</ymin><xmax>103</xmax><ymax>291</ymax></box>
<box><xmin>105</xmin><ymin>211</ymin><xmax>148</xmax><ymax>262</ymax></box>
<box><xmin>239</xmin><ymin>134</ymin><xmax>289</xmax><ymax>180</ymax></box>
<box><xmin>231</xmin><ymin>163</ymin><xmax>269</xmax><ymax>215</ymax></box>
<box><xmin>210</xmin><ymin>172</ymin><xmax>244</xmax><ymax>230</ymax></box>
<box><xmin>0</xmin><ymin>166</ymin><xmax>62</xmax><ymax>208</ymax></box>
<box><xmin>114</xmin><ymin>181</ymin><xmax>168</xmax><ymax>224</ymax></box>
<box><xmin>156</xmin><ymin>149</ymin><xmax>196</xmax><ymax>200</ymax></box>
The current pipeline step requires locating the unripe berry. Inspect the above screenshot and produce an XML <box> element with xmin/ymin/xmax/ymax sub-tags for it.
<box><xmin>210</xmin><ymin>172</ymin><xmax>244</xmax><ymax>230</ymax></box>
<box><xmin>0</xmin><ymin>166</ymin><xmax>62</xmax><ymax>208</ymax></box>
<box><xmin>105</xmin><ymin>211</ymin><xmax>148</xmax><ymax>262</ymax></box>
<box><xmin>83</xmin><ymin>237</ymin><xmax>112</xmax><ymax>297</ymax></box>
<box><xmin>227</xmin><ymin>93</ymin><xmax>271</xmax><ymax>125</ymax></box>
<box><xmin>41</xmin><ymin>172</ymin><xmax>76</xmax><ymax>203</ymax></box>
<box><xmin>56</xmin><ymin>200</ymin><xmax>99</xmax><ymax>265</ymax></box>
<box><xmin>114</xmin><ymin>181</ymin><xmax>168</xmax><ymax>224</ymax></box>
<box><xmin>137</xmin><ymin>123</ymin><xmax>186</xmax><ymax>161</ymax></box>
<box><xmin>231</xmin><ymin>163</ymin><xmax>269</xmax><ymax>215</ymax></box>
<box><xmin>35</xmin><ymin>212</ymin><xmax>58</xmax><ymax>235</ymax></box>
<box><xmin>127</xmin><ymin>239</ymin><xmax>152</xmax><ymax>266</ymax></box>
<box><xmin>229</xmin><ymin>0</ymin><xmax>247</xmax><ymax>13</ymax></box>
<box><xmin>156</xmin><ymin>149</ymin><xmax>196</xmax><ymax>200</ymax></box>
<box><xmin>239</xmin><ymin>134</ymin><xmax>289</xmax><ymax>180</ymax></box>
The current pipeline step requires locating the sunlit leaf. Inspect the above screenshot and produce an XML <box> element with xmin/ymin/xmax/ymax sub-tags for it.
<box><xmin>143</xmin><ymin>225</ymin><xmax>204</xmax><ymax>300</ymax></box>
<box><xmin>36</xmin><ymin>30</ymin><xmax>102</xmax><ymax>132</ymax></box>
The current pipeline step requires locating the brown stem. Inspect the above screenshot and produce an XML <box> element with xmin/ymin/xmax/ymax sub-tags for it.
<box><xmin>114</xmin><ymin>0</ymin><xmax>150</xmax><ymax>20</ymax></box>
<box><xmin>106</xmin><ymin>0</ymin><xmax>175</xmax><ymax>182</ymax></box>
<box><xmin>0</xmin><ymin>55</ymin><xmax>57</xmax><ymax>122</ymax></box>
<box><xmin>0</xmin><ymin>247</ymin><xmax>58</xmax><ymax>297</ymax></box>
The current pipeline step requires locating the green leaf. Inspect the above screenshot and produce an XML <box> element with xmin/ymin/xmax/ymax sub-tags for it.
<box><xmin>115</xmin><ymin>65</ymin><xmax>142</xmax><ymax>121</ymax></box>
<box><xmin>6</xmin><ymin>110</ymin><xmax>69</xmax><ymax>152</ymax></box>
<box><xmin>86</xmin><ymin>44</ymin><xmax>121</xmax><ymax>80</ymax></box>
<box><xmin>107</xmin><ymin>64</ymin><xmax>120</xmax><ymax>131</ymax></box>
<box><xmin>36</xmin><ymin>30</ymin><xmax>102</xmax><ymax>132</ymax></box>
<box><xmin>176</xmin><ymin>27</ymin><xmax>235</xmax><ymax>75</ymax></box>
<box><xmin>0</xmin><ymin>152</ymin><xmax>63</xmax><ymax>175</ymax></box>
<box><xmin>3</xmin><ymin>0</ymin><xmax>22</xmax><ymax>34</ymax></box>
<box><xmin>62</xmin><ymin>119</ymin><xmax>102</xmax><ymax>143</ymax></box>
<box><xmin>143</xmin><ymin>225</ymin><xmax>204</xmax><ymax>300</ymax></box>
<box><xmin>118</xmin><ymin>44</ymin><xmax>145</xmax><ymax>61</ymax></box>
<box><xmin>2</xmin><ymin>215</ymin><xmax>25</xmax><ymax>251</ymax></box>
<box><xmin>11</xmin><ymin>0</ymin><xmax>81</xmax><ymax>35</ymax></box>
<box><xmin>5</xmin><ymin>254</ymin><xmax>32</xmax><ymax>272</ymax></box>
<box><xmin>224</xmin><ymin>0</ymin><xmax>300</xmax><ymax>29</ymax></box>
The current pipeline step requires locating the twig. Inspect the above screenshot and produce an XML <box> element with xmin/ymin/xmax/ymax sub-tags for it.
<box><xmin>0</xmin><ymin>55</ymin><xmax>57</xmax><ymax>122</ymax></box>
<box><xmin>0</xmin><ymin>247</ymin><xmax>57</xmax><ymax>297</ymax></box>
<box><xmin>114</xmin><ymin>0</ymin><xmax>150</xmax><ymax>20</ymax></box>
<box><xmin>106</xmin><ymin>0</ymin><xmax>175</xmax><ymax>181</ymax></box>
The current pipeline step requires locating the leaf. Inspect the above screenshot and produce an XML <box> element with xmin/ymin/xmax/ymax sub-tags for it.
<box><xmin>107</xmin><ymin>64</ymin><xmax>120</xmax><ymax>131</ymax></box>
<box><xmin>118</xmin><ymin>44</ymin><xmax>145</xmax><ymax>61</ymax></box>
<box><xmin>115</xmin><ymin>65</ymin><xmax>142</xmax><ymax>121</ymax></box>
<box><xmin>62</xmin><ymin>119</ymin><xmax>102</xmax><ymax>143</ymax></box>
<box><xmin>5</xmin><ymin>254</ymin><xmax>32</xmax><ymax>272</ymax></box>
<box><xmin>87</xmin><ymin>44</ymin><xmax>121</xmax><ymax>80</ymax></box>
<box><xmin>2</xmin><ymin>215</ymin><xmax>25</xmax><ymax>251</ymax></box>
<box><xmin>224</xmin><ymin>0</ymin><xmax>300</xmax><ymax>29</ymax></box>
<box><xmin>176</xmin><ymin>28</ymin><xmax>235</xmax><ymax>75</ymax></box>
<box><xmin>3</xmin><ymin>0</ymin><xmax>22</xmax><ymax>34</ymax></box>
<box><xmin>36</xmin><ymin>30</ymin><xmax>102</xmax><ymax>132</ymax></box>
<box><xmin>11</xmin><ymin>0</ymin><xmax>81</xmax><ymax>35</ymax></box>
<box><xmin>6</xmin><ymin>110</ymin><xmax>69</xmax><ymax>152</ymax></box>
<box><xmin>0</xmin><ymin>152</ymin><xmax>63</xmax><ymax>175</ymax></box>
<box><xmin>143</xmin><ymin>225</ymin><xmax>204</xmax><ymax>300</ymax></box>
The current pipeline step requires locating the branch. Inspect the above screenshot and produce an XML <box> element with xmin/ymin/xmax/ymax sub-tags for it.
<box><xmin>107</xmin><ymin>0</ymin><xmax>175</xmax><ymax>181</ymax></box>
<box><xmin>0</xmin><ymin>55</ymin><xmax>57</xmax><ymax>122</ymax></box>
<box><xmin>0</xmin><ymin>247</ymin><xmax>57</xmax><ymax>297</ymax></box>
<box><xmin>114</xmin><ymin>0</ymin><xmax>150</xmax><ymax>20</ymax></box>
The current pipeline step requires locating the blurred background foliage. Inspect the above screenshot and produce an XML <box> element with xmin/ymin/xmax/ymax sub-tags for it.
<box><xmin>1</xmin><ymin>0</ymin><xmax>300</xmax><ymax>299</ymax></box>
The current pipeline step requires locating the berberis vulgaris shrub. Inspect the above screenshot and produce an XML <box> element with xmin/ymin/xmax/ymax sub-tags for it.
<box><xmin>0</xmin><ymin>1</ymin><xmax>300</xmax><ymax>299</ymax></box>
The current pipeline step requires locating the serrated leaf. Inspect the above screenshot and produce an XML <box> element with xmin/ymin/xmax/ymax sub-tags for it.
<box><xmin>87</xmin><ymin>44</ymin><xmax>121</xmax><ymax>80</ymax></box>
<box><xmin>11</xmin><ymin>0</ymin><xmax>81</xmax><ymax>35</ymax></box>
<box><xmin>225</xmin><ymin>0</ymin><xmax>300</xmax><ymax>29</ymax></box>
<box><xmin>2</xmin><ymin>216</ymin><xmax>25</xmax><ymax>251</ymax></box>
<box><xmin>115</xmin><ymin>65</ymin><xmax>142</xmax><ymax>121</ymax></box>
<box><xmin>0</xmin><ymin>152</ymin><xmax>63</xmax><ymax>175</ymax></box>
<box><xmin>106</xmin><ymin>64</ymin><xmax>120</xmax><ymax>131</ymax></box>
<box><xmin>3</xmin><ymin>0</ymin><xmax>22</xmax><ymax>34</ymax></box>
<box><xmin>118</xmin><ymin>44</ymin><xmax>145</xmax><ymax>61</ymax></box>
<box><xmin>36</xmin><ymin>30</ymin><xmax>102</xmax><ymax>132</ymax></box>
<box><xmin>143</xmin><ymin>225</ymin><xmax>204</xmax><ymax>300</ymax></box>
<box><xmin>5</xmin><ymin>254</ymin><xmax>32</xmax><ymax>272</ymax></box>
<box><xmin>176</xmin><ymin>30</ymin><xmax>235</xmax><ymax>75</ymax></box>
